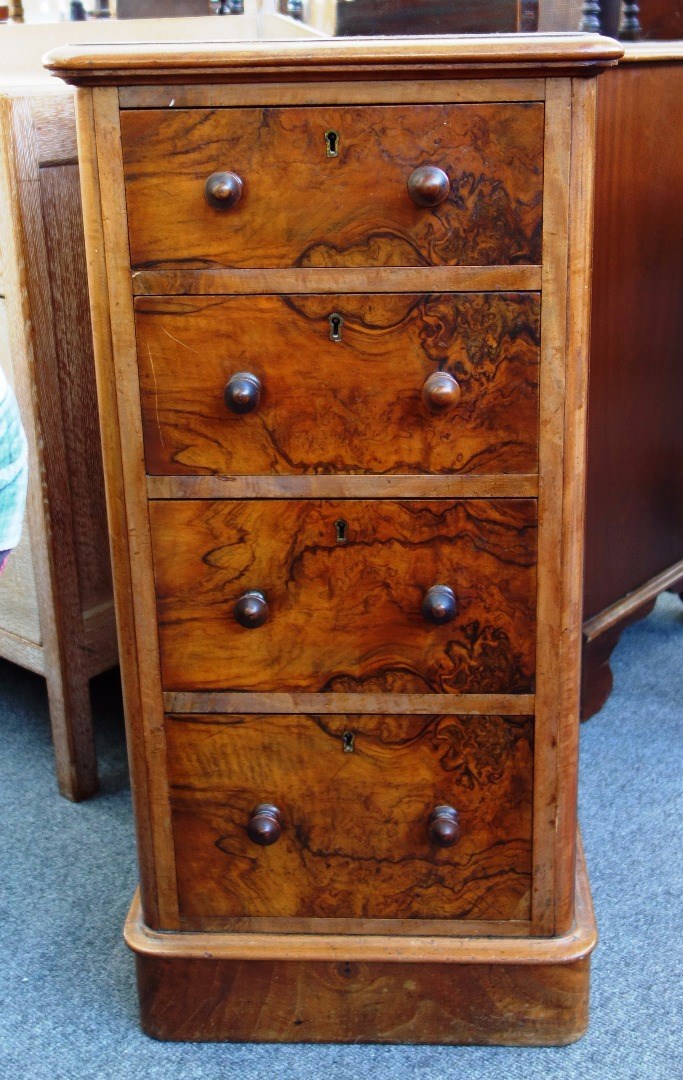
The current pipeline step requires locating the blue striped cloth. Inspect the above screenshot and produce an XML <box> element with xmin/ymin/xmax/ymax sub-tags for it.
<box><xmin>0</xmin><ymin>366</ymin><xmax>28</xmax><ymax>554</ymax></box>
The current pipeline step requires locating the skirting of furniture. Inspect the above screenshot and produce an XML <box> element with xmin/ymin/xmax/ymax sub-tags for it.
<box><xmin>126</xmin><ymin>833</ymin><xmax>596</xmax><ymax>1045</ymax></box>
<box><xmin>46</xmin><ymin>29</ymin><xmax>621</xmax><ymax>1043</ymax></box>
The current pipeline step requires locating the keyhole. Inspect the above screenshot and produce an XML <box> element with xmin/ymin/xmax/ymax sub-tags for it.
<box><xmin>329</xmin><ymin>313</ymin><xmax>344</xmax><ymax>343</ymax></box>
<box><xmin>335</xmin><ymin>519</ymin><xmax>348</xmax><ymax>544</ymax></box>
<box><xmin>342</xmin><ymin>731</ymin><xmax>355</xmax><ymax>753</ymax></box>
<box><xmin>325</xmin><ymin>130</ymin><xmax>339</xmax><ymax>158</ymax></box>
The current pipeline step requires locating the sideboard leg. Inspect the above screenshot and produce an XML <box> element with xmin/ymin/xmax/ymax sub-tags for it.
<box><xmin>581</xmin><ymin>607</ymin><xmax>653</xmax><ymax>721</ymax></box>
<box><xmin>582</xmin><ymin>565</ymin><xmax>683</xmax><ymax>721</ymax></box>
<box><xmin>43</xmin><ymin>650</ymin><xmax>98</xmax><ymax>802</ymax></box>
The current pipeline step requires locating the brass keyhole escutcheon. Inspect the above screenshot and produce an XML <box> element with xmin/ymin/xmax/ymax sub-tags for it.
<box><xmin>329</xmin><ymin>313</ymin><xmax>344</xmax><ymax>342</ymax></box>
<box><xmin>325</xmin><ymin>129</ymin><xmax>340</xmax><ymax>158</ymax></box>
<box><xmin>335</xmin><ymin>519</ymin><xmax>348</xmax><ymax>544</ymax></box>
<box><xmin>342</xmin><ymin>731</ymin><xmax>355</xmax><ymax>753</ymax></box>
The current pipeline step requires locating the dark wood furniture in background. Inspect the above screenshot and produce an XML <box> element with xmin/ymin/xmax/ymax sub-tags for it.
<box><xmin>579</xmin><ymin>0</ymin><xmax>683</xmax><ymax>38</ymax></box>
<box><xmin>638</xmin><ymin>0</ymin><xmax>683</xmax><ymax>38</ymax></box>
<box><xmin>581</xmin><ymin>40</ymin><xmax>683</xmax><ymax>719</ymax></box>
<box><xmin>117</xmin><ymin>0</ymin><xmax>210</xmax><ymax>17</ymax></box>
<box><xmin>326</xmin><ymin>0</ymin><xmax>538</xmax><ymax>36</ymax></box>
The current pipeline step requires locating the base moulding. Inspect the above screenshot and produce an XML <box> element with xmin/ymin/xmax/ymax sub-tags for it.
<box><xmin>125</xmin><ymin>831</ymin><xmax>596</xmax><ymax>1045</ymax></box>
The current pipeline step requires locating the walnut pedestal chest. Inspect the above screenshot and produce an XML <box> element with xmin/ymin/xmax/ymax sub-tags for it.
<box><xmin>46</xmin><ymin>31</ymin><xmax>621</xmax><ymax>1044</ymax></box>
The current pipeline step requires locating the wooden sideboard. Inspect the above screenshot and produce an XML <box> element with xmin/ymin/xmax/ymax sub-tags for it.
<box><xmin>47</xmin><ymin>31</ymin><xmax>620</xmax><ymax>1044</ymax></box>
<box><xmin>582</xmin><ymin>41</ymin><xmax>683</xmax><ymax>718</ymax></box>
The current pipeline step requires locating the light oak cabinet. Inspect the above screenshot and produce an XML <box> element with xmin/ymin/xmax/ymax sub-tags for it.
<box><xmin>46</xmin><ymin>31</ymin><xmax>621</xmax><ymax>1043</ymax></box>
<box><xmin>0</xmin><ymin>86</ymin><xmax>116</xmax><ymax>801</ymax></box>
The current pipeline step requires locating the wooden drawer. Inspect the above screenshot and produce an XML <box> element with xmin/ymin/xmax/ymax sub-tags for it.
<box><xmin>150</xmin><ymin>499</ymin><xmax>537</xmax><ymax>694</ymax></box>
<box><xmin>121</xmin><ymin>103</ymin><xmax>544</xmax><ymax>270</ymax></box>
<box><xmin>166</xmin><ymin>711</ymin><xmax>534</xmax><ymax>922</ymax></box>
<box><xmin>136</xmin><ymin>292</ymin><xmax>540</xmax><ymax>477</ymax></box>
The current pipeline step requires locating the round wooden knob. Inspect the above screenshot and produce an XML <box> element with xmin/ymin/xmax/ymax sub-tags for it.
<box><xmin>422</xmin><ymin>371</ymin><xmax>461</xmax><ymax>414</ymax></box>
<box><xmin>247</xmin><ymin>803</ymin><xmax>282</xmax><ymax>846</ymax></box>
<box><xmin>428</xmin><ymin>805</ymin><xmax>461</xmax><ymax>848</ymax></box>
<box><xmin>422</xmin><ymin>584</ymin><xmax>457</xmax><ymax>625</ymax></box>
<box><xmin>205</xmin><ymin>171</ymin><xmax>243</xmax><ymax>209</ymax></box>
<box><xmin>408</xmin><ymin>166</ymin><xmax>450</xmax><ymax>208</ymax></box>
<box><xmin>224</xmin><ymin>372</ymin><xmax>261</xmax><ymax>414</ymax></box>
<box><xmin>234</xmin><ymin>590</ymin><xmax>269</xmax><ymax>629</ymax></box>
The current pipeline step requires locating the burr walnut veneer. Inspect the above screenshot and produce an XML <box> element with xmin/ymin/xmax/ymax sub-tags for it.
<box><xmin>46</xmin><ymin>31</ymin><xmax>621</xmax><ymax>1044</ymax></box>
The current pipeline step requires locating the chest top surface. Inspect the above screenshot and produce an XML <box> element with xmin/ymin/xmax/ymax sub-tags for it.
<box><xmin>45</xmin><ymin>31</ymin><xmax>622</xmax><ymax>86</ymax></box>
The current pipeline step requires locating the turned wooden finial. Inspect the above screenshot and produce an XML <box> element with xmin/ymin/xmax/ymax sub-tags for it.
<box><xmin>580</xmin><ymin>0</ymin><xmax>602</xmax><ymax>33</ymax></box>
<box><xmin>620</xmin><ymin>0</ymin><xmax>642</xmax><ymax>40</ymax></box>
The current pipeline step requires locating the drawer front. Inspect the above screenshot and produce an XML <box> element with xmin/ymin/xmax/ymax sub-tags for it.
<box><xmin>137</xmin><ymin>292</ymin><xmax>540</xmax><ymax>477</ymax></box>
<box><xmin>150</xmin><ymin>499</ymin><xmax>537</xmax><ymax>693</ymax></box>
<box><xmin>166</xmin><ymin>712</ymin><xmax>534</xmax><ymax>922</ymax></box>
<box><xmin>121</xmin><ymin>103</ymin><xmax>544</xmax><ymax>269</ymax></box>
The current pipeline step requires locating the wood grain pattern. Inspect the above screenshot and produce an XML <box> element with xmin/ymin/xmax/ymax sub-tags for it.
<box><xmin>131</xmin><ymin>265</ymin><xmax>543</xmax><ymax>297</ymax></box>
<box><xmin>121</xmin><ymin>103</ymin><xmax>544</xmax><ymax>270</ymax></box>
<box><xmin>583</xmin><ymin>59</ymin><xmax>683</xmax><ymax>622</ymax></box>
<box><xmin>637</xmin><ymin>0</ymin><xmax>683</xmax><ymax>40</ymax></box>
<box><xmin>128</xmin><ymin>835</ymin><xmax>595</xmax><ymax>961</ymax></box>
<box><xmin>147</xmin><ymin>474</ymin><xmax>539</xmax><ymax>500</ymax></box>
<box><xmin>172</xmin><ymin>913</ymin><xmax>531</xmax><ymax>938</ymax></box>
<box><xmin>0</xmin><ymin>92</ymin><xmax>93</xmax><ymax>799</ymax></box>
<box><xmin>32</xmin><ymin>95</ymin><xmax>77</xmax><ymax>167</ymax></box>
<box><xmin>128</xmin><ymin>842</ymin><xmax>595</xmax><ymax>1042</ymax></box>
<box><xmin>44</xmin><ymin>34</ymin><xmax>623</xmax><ymax>88</ymax></box>
<box><xmin>150</xmin><ymin>498</ymin><xmax>537</xmax><ymax>694</ymax></box>
<box><xmin>53</xmin><ymin>39</ymin><xmax>607</xmax><ymax>1042</ymax></box>
<box><xmin>75</xmin><ymin>85</ymin><xmax>164</xmax><ymax>919</ymax></box>
<box><xmin>530</xmin><ymin>78</ymin><xmax>571</xmax><ymax>935</ymax></box>
<box><xmin>0</xmin><ymin>90</ymin><xmax>118</xmax><ymax>800</ymax></box>
<box><xmin>39</xmin><ymin>164</ymin><xmax>112</xmax><ymax>616</ymax></box>
<box><xmin>88</xmin><ymin>85</ymin><xmax>180</xmax><ymax>925</ymax></box>
<box><xmin>163</xmin><ymin>691</ymin><xmax>536</xmax><ymax>715</ymax></box>
<box><xmin>166</xmin><ymin>711</ymin><xmax>533</xmax><ymax>922</ymax></box>
<box><xmin>550</xmin><ymin>76</ymin><xmax>596</xmax><ymax>936</ymax></box>
<box><xmin>136</xmin><ymin>292</ymin><xmax>540</xmax><ymax>477</ymax></box>
<box><xmin>118</xmin><ymin>78</ymin><xmax>545</xmax><ymax>110</ymax></box>
<box><xmin>0</xmin><ymin>627</ymin><xmax>44</xmax><ymax>674</ymax></box>
<box><xmin>135</xmin><ymin>952</ymin><xmax>591</xmax><ymax>1044</ymax></box>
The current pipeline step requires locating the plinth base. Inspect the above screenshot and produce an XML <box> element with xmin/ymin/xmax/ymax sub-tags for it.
<box><xmin>125</xmin><ymin>839</ymin><xmax>596</xmax><ymax>1045</ymax></box>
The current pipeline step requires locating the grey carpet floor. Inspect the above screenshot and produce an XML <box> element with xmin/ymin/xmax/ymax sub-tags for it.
<box><xmin>1</xmin><ymin>594</ymin><xmax>681</xmax><ymax>1080</ymax></box>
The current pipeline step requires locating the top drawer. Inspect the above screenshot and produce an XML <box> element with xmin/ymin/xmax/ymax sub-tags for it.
<box><xmin>121</xmin><ymin>103</ymin><xmax>544</xmax><ymax>270</ymax></box>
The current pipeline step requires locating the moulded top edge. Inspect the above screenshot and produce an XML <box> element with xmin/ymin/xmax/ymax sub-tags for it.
<box><xmin>619</xmin><ymin>40</ymin><xmax>683</xmax><ymax>64</ymax></box>
<box><xmin>44</xmin><ymin>33</ymin><xmax>624</xmax><ymax>86</ymax></box>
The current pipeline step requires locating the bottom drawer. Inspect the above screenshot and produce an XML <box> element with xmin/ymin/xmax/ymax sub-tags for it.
<box><xmin>166</xmin><ymin>711</ymin><xmax>534</xmax><ymax>924</ymax></box>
